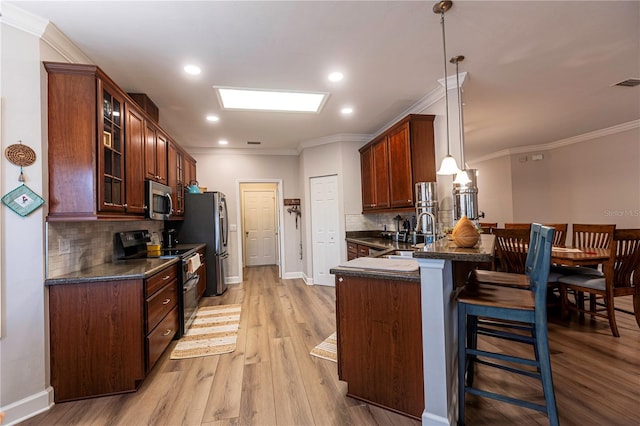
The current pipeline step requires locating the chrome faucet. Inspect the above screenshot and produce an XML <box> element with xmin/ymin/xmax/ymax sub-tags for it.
<box><xmin>415</xmin><ymin>211</ymin><xmax>437</xmax><ymax>241</ymax></box>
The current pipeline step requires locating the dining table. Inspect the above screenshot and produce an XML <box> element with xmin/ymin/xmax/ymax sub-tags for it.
<box><xmin>551</xmin><ymin>247</ymin><xmax>610</xmax><ymax>267</ymax></box>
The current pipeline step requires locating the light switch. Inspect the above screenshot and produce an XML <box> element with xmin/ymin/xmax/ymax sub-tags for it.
<box><xmin>229</xmin><ymin>224</ymin><xmax>237</xmax><ymax>232</ymax></box>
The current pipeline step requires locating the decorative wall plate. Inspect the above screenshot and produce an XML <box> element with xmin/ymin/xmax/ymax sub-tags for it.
<box><xmin>1</xmin><ymin>184</ymin><xmax>45</xmax><ymax>217</ymax></box>
<box><xmin>5</xmin><ymin>143</ymin><xmax>36</xmax><ymax>167</ymax></box>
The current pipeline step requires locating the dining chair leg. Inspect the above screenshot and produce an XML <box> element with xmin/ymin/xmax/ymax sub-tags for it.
<box><xmin>589</xmin><ymin>294</ymin><xmax>597</xmax><ymax>320</ymax></box>
<box><xmin>458</xmin><ymin>303</ymin><xmax>468</xmax><ymax>426</ymax></box>
<box><xmin>534</xmin><ymin>315</ymin><xmax>559</xmax><ymax>426</ymax></box>
<box><xmin>634</xmin><ymin>292</ymin><xmax>640</xmax><ymax>328</ymax></box>
<box><xmin>577</xmin><ymin>290</ymin><xmax>585</xmax><ymax>320</ymax></box>
<box><xmin>605</xmin><ymin>294</ymin><xmax>620</xmax><ymax>338</ymax></box>
<box><xmin>466</xmin><ymin>315</ymin><xmax>478</xmax><ymax>386</ymax></box>
<box><xmin>560</xmin><ymin>284</ymin><xmax>570</xmax><ymax>320</ymax></box>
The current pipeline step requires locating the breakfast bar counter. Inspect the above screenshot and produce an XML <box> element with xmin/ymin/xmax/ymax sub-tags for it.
<box><xmin>413</xmin><ymin>234</ymin><xmax>495</xmax><ymax>425</ymax></box>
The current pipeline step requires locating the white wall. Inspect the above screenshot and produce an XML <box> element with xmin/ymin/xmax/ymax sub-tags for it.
<box><xmin>469</xmin><ymin>155</ymin><xmax>514</xmax><ymax>226</ymax></box>
<box><xmin>1</xmin><ymin>22</ymin><xmax>50</xmax><ymax>425</ymax></box>
<box><xmin>191</xmin><ymin>152</ymin><xmax>301</xmax><ymax>281</ymax></box>
<box><xmin>470</xmin><ymin>125</ymin><xmax>640</xmax><ymax>234</ymax></box>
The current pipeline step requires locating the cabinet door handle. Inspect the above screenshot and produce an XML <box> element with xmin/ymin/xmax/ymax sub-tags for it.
<box><xmin>163</xmin><ymin>329</ymin><xmax>172</xmax><ymax>336</ymax></box>
<box><xmin>163</xmin><ymin>275</ymin><xmax>171</xmax><ymax>280</ymax></box>
<box><xmin>338</xmin><ymin>277</ymin><xmax>344</xmax><ymax>283</ymax></box>
<box><xmin>162</xmin><ymin>298</ymin><xmax>171</xmax><ymax>305</ymax></box>
<box><xmin>407</xmin><ymin>199</ymin><xmax>412</xmax><ymax>203</ymax></box>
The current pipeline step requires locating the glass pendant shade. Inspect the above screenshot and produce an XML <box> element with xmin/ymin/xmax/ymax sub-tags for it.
<box><xmin>453</xmin><ymin>170</ymin><xmax>472</xmax><ymax>185</ymax></box>
<box><xmin>437</xmin><ymin>154</ymin><xmax>461</xmax><ymax>175</ymax></box>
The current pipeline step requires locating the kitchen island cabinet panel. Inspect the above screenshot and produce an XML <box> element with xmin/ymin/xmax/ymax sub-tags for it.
<box><xmin>335</xmin><ymin>274</ymin><xmax>424</xmax><ymax>419</ymax></box>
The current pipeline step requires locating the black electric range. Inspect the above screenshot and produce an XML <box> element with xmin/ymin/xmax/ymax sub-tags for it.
<box><xmin>114</xmin><ymin>230</ymin><xmax>200</xmax><ymax>337</ymax></box>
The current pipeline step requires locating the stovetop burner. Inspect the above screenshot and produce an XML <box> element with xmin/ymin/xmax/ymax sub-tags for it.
<box><xmin>114</xmin><ymin>230</ymin><xmax>196</xmax><ymax>260</ymax></box>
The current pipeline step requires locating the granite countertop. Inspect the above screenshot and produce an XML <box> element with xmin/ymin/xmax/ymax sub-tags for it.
<box><xmin>330</xmin><ymin>257</ymin><xmax>420</xmax><ymax>282</ymax></box>
<box><xmin>412</xmin><ymin>234</ymin><xmax>495</xmax><ymax>262</ymax></box>
<box><xmin>45</xmin><ymin>243</ymin><xmax>206</xmax><ymax>285</ymax></box>
<box><xmin>346</xmin><ymin>235</ymin><xmax>416</xmax><ymax>253</ymax></box>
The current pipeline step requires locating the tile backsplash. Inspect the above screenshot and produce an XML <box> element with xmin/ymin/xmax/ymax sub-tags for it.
<box><xmin>345</xmin><ymin>210</ymin><xmax>454</xmax><ymax>233</ymax></box>
<box><xmin>47</xmin><ymin>220</ymin><xmax>164</xmax><ymax>278</ymax></box>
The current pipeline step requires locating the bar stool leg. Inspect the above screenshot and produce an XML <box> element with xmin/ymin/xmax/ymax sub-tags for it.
<box><xmin>457</xmin><ymin>302</ymin><xmax>468</xmax><ymax>426</ymax></box>
<box><xmin>534</xmin><ymin>314</ymin><xmax>559</xmax><ymax>426</ymax></box>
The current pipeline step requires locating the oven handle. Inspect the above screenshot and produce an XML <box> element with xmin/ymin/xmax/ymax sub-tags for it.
<box><xmin>183</xmin><ymin>275</ymin><xmax>199</xmax><ymax>293</ymax></box>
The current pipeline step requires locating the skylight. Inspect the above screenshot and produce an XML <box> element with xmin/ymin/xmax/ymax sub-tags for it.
<box><xmin>215</xmin><ymin>87</ymin><xmax>328</xmax><ymax>113</ymax></box>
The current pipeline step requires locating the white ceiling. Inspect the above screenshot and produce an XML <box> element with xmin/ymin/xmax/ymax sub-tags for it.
<box><xmin>7</xmin><ymin>1</ymin><xmax>640</xmax><ymax>160</ymax></box>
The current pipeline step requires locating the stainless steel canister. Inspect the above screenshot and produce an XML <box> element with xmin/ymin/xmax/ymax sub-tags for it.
<box><xmin>415</xmin><ymin>182</ymin><xmax>438</xmax><ymax>236</ymax></box>
<box><xmin>453</xmin><ymin>169</ymin><xmax>479</xmax><ymax>220</ymax></box>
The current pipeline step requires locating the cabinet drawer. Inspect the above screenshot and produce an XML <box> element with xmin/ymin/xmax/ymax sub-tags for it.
<box><xmin>347</xmin><ymin>242</ymin><xmax>358</xmax><ymax>254</ymax></box>
<box><xmin>146</xmin><ymin>306</ymin><xmax>178</xmax><ymax>371</ymax></box>
<box><xmin>358</xmin><ymin>245</ymin><xmax>370</xmax><ymax>257</ymax></box>
<box><xmin>146</xmin><ymin>263</ymin><xmax>178</xmax><ymax>297</ymax></box>
<box><xmin>146</xmin><ymin>280</ymin><xmax>178</xmax><ymax>333</ymax></box>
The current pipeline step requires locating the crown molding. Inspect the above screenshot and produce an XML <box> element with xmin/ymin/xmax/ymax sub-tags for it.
<box><xmin>296</xmin><ymin>133</ymin><xmax>371</xmax><ymax>154</ymax></box>
<box><xmin>469</xmin><ymin>119</ymin><xmax>640</xmax><ymax>164</ymax></box>
<box><xmin>41</xmin><ymin>22</ymin><xmax>94</xmax><ymax>64</ymax></box>
<box><xmin>187</xmin><ymin>147</ymin><xmax>299</xmax><ymax>156</ymax></box>
<box><xmin>2</xmin><ymin>3</ymin><xmax>93</xmax><ymax>64</ymax></box>
<box><xmin>1</xmin><ymin>2</ymin><xmax>49</xmax><ymax>37</ymax></box>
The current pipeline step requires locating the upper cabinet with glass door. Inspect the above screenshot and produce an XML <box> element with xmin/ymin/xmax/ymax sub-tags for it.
<box><xmin>100</xmin><ymin>84</ymin><xmax>126</xmax><ymax>212</ymax></box>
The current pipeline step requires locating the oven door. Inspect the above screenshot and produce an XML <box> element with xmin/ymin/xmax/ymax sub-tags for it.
<box><xmin>182</xmin><ymin>274</ymin><xmax>199</xmax><ymax>335</ymax></box>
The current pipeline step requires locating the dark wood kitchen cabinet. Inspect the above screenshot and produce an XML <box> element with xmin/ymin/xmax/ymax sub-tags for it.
<box><xmin>359</xmin><ymin>114</ymin><xmax>435</xmax><ymax>213</ymax></box>
<box><xmin>360</xmin><ymin>136</ymin><xmax>390</xmax><ymax>211</ymax></box>
<box><xmin>124</xmin><ymin>102</ymin><xmax>146</xmax><ymax>215</ymax></box>
<box><xmin>44</xmin><ymin>61</ymin><xmax>191</xmax><ymax>221</ymax></box>
<box><xmin>335</xmin><ymin>273</ymin><xmax>424</xmax><ymax>419</ymax></box>
<box><xmin>167</xmin><ymin>140</ymin><xmax>185</xmax><ymax>217</ymax></box>
<box><xmin>48</xmin><ymin>262</ymin><xmax>179</xmax><ymax>402</ymax></box>
<box><xmin>145</xmin><ymin>122</ymin><xmax>168</xmax><ymax>185</ymax></box>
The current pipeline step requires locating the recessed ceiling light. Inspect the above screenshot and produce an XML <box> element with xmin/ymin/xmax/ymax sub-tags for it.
<box><xmin>218</xmin><ymin>139</ymin><xmax>229</xmax><ymax>145</ymax></box>
<box><xmin>341</xmin><ymin>107</ymin><xmax>353</xmax><ymax>115</ymax></box>
<box><xmin>206</xmin><ymin>115</ymin><xmax>219</xmax><ymax>122</ymax></box>
<box><xmin>215</xmin><ymin>87</ymin><xmax>328</xmax><ymax>113</ymax></box>
<box><xmin>184</xmin><ymin>65</ymin><xmax>201</xmax><ymax>75</ymax></box>
<box><xmin>328</xmin><ymin>72</ymin><xmax>344</xmax><ymax>82</ymax></box>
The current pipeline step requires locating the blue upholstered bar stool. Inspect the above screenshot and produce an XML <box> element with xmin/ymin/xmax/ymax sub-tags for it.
<box><xmin>457</xmin><ymin>225</ymin><xmax>558</xmax><ymax>425</ymax></box>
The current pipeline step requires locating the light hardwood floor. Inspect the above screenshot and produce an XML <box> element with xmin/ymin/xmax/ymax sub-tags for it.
<box><xmin>22</xmin><ymin>266</ymin><xmax>640</xmax><ymax>425</ymax></box>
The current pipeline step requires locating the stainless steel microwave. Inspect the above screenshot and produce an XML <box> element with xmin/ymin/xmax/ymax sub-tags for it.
<box><xmin>146</xmin><ymin>180</ymin><xmax>173</xmax><ymax>220</ymax></box>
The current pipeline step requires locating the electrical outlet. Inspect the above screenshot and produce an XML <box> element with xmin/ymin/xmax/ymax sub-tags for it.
<box><xmin>59</xmin><ymin>238</ymin><xmax>71</xmax><ymax>254</ymax></box>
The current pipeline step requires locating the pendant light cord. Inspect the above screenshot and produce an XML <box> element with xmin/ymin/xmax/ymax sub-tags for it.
<box><xmin>455</xmin><ymin>60</ymin><xmax>465</xmax><ymax>168</ymax></box>
<box><xmin>440</xmin><ymin>11</ymin><xmax>451</xmax><ymax>157</ymax></box>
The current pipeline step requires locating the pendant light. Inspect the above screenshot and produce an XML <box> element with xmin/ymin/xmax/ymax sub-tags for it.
<box><xmin>451</xmin><ymin>55</ymin><xmax>471</xmax><ymax>185</ymax></box>
<box><xmin>434</xmin><ymin>1</ymin><xmax>461</xmax><ymax>176</ymax></box>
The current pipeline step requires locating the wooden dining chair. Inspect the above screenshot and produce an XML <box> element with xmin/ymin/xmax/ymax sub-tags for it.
<box><xmin>469</xmin><ymin>227</ymin><xmax>537</xmax><ymax>288</ymax></box>
<box><xmin>493</xmin><ymin>228</ymin><xmax>531</xmax><ymax>274</ymax></box>
<box><xmin>559</xmin><ymin>229</ymin><xmax>640</xmax><ymax>337</ymax></box>
<box><xmin>458</xmin><ymin>225</ymin><xmax>558</xmax><ymax>425</ymax></box>
<box><xmin>504</xmin><ymin>223</ymin><xmax>531</xmax><ymax>231</ymax></box>
<box><xmin>479</xmin><ymin>222</ymin><xmax>498</xmax><ymax>234</ymax></box>
<box><xmin>544</xmin><ymin>223</ymin><xmax>568</xmax><ymax>247</ymax></box>
<box><xmin>557</xmin><ymin>224</ymin><xmax>616</xmax><ymax>313</ymax></box>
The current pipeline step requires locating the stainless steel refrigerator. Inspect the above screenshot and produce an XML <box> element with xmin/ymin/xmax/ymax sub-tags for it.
<box><xmin>178</xmin><ymin>192</ymin><xmax>228</xmax><ymax>295</ymax></box>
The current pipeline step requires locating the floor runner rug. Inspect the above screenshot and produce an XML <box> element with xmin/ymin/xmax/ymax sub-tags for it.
<box><xmin>310</xmin><ymin>332</ymin><xmax>337</xmax><ymax>362</ymax></box>
<box><xmin>170</xmin><ymin>304</ymin><xmax>241</xmax><ymax>360</ymax></box>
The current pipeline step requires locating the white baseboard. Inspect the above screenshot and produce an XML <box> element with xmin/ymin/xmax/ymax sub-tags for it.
<box><xmin>3</xmin><ymin>387</ymin><xmax>53</xmax><ymax>426</ymax></box>
<box><xmin>302</xmin><ymin>273</ymin><xmax>314</xmax><ymax>285</ymax></box>
<box><xmin>225</xmin><ymin>276</ymin><xmax>242</xmax><ymax>284</ymax></box>
<box><xmin>282</xmin><ymin>271</ymin><xmax>303</xmax><ymax>280</ymax></box>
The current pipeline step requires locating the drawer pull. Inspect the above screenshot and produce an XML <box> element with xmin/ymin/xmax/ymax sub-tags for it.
<box><xmin>163</xmin><ymin>329</ymin><xmax>172</xmax><ymax>336</ymax></box>
<box><xmin>162</xmin><ymin>275</ymin><xmax>170</xmax><ymax>280</ymax></box>
<box><xmin>162</xmin><ymin>298</ymin><xmax>171</xmax><ymax>305</ymax></box>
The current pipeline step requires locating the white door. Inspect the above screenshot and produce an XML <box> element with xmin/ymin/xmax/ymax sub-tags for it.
<box><xmin>310</xmin><ymin>175</ymin><xmax>340</xmax><ymax>286</ymax></box>
<box><xmin>243</xmin><ymin>190</ymin><xmax>277</xmax><ymax>266</ymax></box>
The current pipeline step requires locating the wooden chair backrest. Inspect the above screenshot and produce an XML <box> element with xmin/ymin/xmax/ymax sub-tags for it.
<box><xmin>480</xmin><ymin>222</ymin><xmax>498</xmax><ymax>234</ymax></box>
<box><xmin>544</xmin><ymin>223</ymin><xmax>568</xmax><ymax>247</ymax></box>
<box><xmin>492</xmin><ymin>228</ymin><xmax>532</xmax><ymax>274</ymax></box>
<box><xmin>605</xmin><ymin>229</ymin><xmax>640</xmax><ymax>292</ymax></box>
<box><xmin>572</xmin><ymin>224</ymin><xmax>616</xmax><ymax>249</ymax></box>
<box><xmin>505</xmin><ymin>223</ymin><xmax>531</xmax><ymax>230</ymax></box>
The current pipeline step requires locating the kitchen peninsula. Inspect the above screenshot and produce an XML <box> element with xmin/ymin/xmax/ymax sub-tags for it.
<box><xmin>332</xmin><ymin>234</ymin><xmax>495</xmax><ymax>425</ymax></box>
